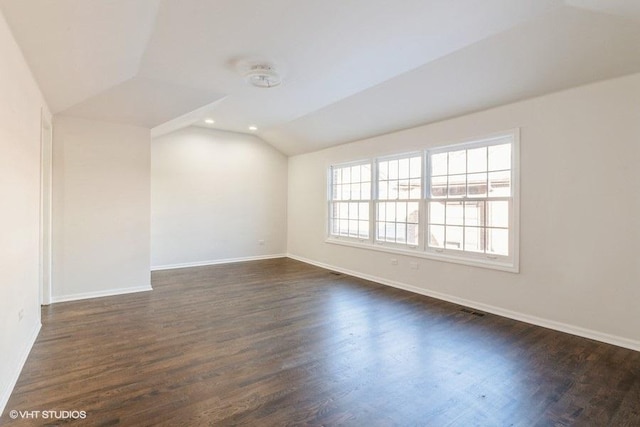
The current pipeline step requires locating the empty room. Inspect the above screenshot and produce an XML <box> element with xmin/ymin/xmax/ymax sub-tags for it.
<box><xmin>1</xmin><ymin>0</ymin><xmax>639</xmax><ymax>425</ymax></box>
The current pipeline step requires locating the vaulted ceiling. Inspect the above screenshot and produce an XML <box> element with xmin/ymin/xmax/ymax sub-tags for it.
<box><xmin>2</xmin><ymin>0</ymin><xmax>640</xmax><ymax>155</ymax></box>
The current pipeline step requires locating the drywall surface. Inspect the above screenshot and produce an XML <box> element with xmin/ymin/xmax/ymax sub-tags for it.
<box><xmin>52</xmin><ymin>116</ymin><xmax>151</xmax><ymax>300</ymax></box>
<box><xmin>0</xmin><ymin>10</ymin><xmax>49</xmax><ymax>415</ymax></box>
<box><xmin>288</xmin><ymin>73</ymin><xmax>640</xmax><ymax>348</ymax></box>
<box><xmin>151</xmin><ymin>127</ymin><xmax>288</xmax><ymax>268</ymax></box>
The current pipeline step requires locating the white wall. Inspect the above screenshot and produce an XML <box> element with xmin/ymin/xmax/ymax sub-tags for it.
<box><xmin>288</xmin><ymin>73</ymin><xmax>640</xmax><ymax>349</ymax></box>
<box><xmin>52</xmin><ymin>116</ymin><xmax>151</xmax><ymax>301</ymax></box>
<box><xmin>0</xmin><ymin>11</ymin><xmax>50</xmax><ymax>415</ymax></box>
<box><xmin>151</xmin><ymin>127</ymin><xmax>288</xmax><ymax>268</ymax></box>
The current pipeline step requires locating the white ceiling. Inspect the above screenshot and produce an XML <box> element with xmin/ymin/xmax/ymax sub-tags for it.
<box><xmin>1</xmin><ymin>0</ymin><xmax>640</xmax><ymax>155</ymax></box>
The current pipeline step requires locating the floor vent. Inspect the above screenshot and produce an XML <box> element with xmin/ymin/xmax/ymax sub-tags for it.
<box><xmin>461</xmin><ymin>308</ymin><xmax>486</xmax><ymax>317</ymax></box>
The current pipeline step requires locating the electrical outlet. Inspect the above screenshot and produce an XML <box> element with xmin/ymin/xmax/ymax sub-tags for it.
<box><xmin>409</xmin><ymin>261</ymin><xmax>419</xmax><ymax>270</ymax></box>
<box><xmin>18</xmin><ymin>309</ymin><xmax>24</xmax><ymax>321</ymax></box>
<box><xmin>390</xmin><ymin>258</ymin><xmax>398</xmax><ymax>265</ymax></box>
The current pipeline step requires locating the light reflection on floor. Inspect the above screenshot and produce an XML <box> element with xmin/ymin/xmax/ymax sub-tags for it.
<box><xmin>310</xmin><ymin>280</ymin><xmax>529</xmax><ymax>424</ymax></box>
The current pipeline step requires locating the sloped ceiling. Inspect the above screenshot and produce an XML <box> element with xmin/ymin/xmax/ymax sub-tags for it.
<box><xmin>1</xmin><ymin>0</ymin><xmax>640</xmax><ymax>155</ymax></box>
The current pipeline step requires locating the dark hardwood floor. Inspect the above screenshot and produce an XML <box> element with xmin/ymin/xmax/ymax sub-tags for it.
<box><xmin>2</xmin><ymin>258</ymin><xmax>639</xmax><ymax>426</ymax></box>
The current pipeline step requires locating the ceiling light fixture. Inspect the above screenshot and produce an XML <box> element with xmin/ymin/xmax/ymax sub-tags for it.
<box><xmin>204</xmin><ymin>118</ymin><xmax>215</xmax><ymax>124</ymax></box>
<box><xmin>244</xmin><ymin>64</ymin><xmax>281</xmax><ymax>88</ymax></box>
<box><xmin>249</xmin><ymin>126</ymin><xmax>258</xmax><ymax>131</ymax></box>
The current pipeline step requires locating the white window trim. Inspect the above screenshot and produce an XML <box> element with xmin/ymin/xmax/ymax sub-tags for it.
<box><xmin>374</xmin><ymin>151</ymin><xmax>423</xmax><ymax>250</ymax></box>
<box><xmin>327</xmin><ymin>159</ymin><xmax>373</xmax><ymax>244</ymax></box>
<box><xmin>325</xmin><ymin>129</ymin><xmax>520</xmax><ymax>273</ymax></box>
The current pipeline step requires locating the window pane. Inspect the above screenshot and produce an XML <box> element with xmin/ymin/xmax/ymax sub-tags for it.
<box><xmin>407</xmin><ymin>223</ymin><xmax>419</xmax><ymax>246</ymax></box>
<box><xmin>378</xmin><ymin>161</ymin><xmax>388</xmax><ymax>180</ymax></box>
<box><xmin>351</xmin><ymin>183</ymin><xmax>360</xmax><ymax>200</ymax></box>
<box><xmin>467</xmin><ymin>173</ymin><xmax>487</xmax><ymax>197</ymax></box>
<box><xmin>445</xmin><ymin>226</ymin><xmax>463</xmax><ymax>250</ymax></box>
<box><xmin>445</xmin><ymin>201</ymin><xmax>463</xmax><ymax>225</ymax></box>
<box><xmin>397</xmin><ymin>179</ymin><xmax>410</xmax><ymax>199</ymax></box>
<box><xmin>428</xmin><ymin>225</ymin><xmax>445</xmax><ymax>248</ymax></box>
<box><xmin>396</xmin><ymin>223</ymin><xmax>406</xmax><ymax>243</ymax></box>
<box><xmin>349</xmin><ymin>202</ymin><xmax>358</xmax><ymax>220</ymax></box>
<box><xmin>359</xmin><ymin>221</ymin><xmax>369</xmax><ymax>238</ymax></box>
<box><xmin>339</xmin><ymin>203</ymin><xmax>348</xmax><ymax>219</ymax></box>
<box><xmin>343</xmin><ymin>167</ymin><xmax>351</xmax><ymax>182</ymax></box>
<box><xmin>431</xmin><ymin>153</ymin><xmax>447</xmax><ymax>176</ymax></box>
<box><xmin>379</xmin><ymin>181</ymin><xmax>389</xmax><ymax>200</ymax></box>
<box><xmin>467</xmin><ymin>146</ymin><xmax>487</xmax><ymax>173</ymax></box>
<box><xmin>361</xmin><ymin>182</ymin><xmax>371</xmax><ymax>200</ymax></box>
<box><xmin>397</xmin><ymin>202</ymin><xmax>407</xmax><ymax>222</ymax></box>
<box><xmin>464</xmin><ymin>227</ymin><xmax>484</xmax><ymax>253</ymax></box>
<box><xmin>410</xmin><ymin>156</ymin><xmax>422</xmax><ymax>178</ymax></box>
<box><xmin>429</xmin><ymin>201</ymin><xmax>445</xmax><ymax>225</ymax></box>
<box><xmin>351</xmin><ymin>165</ymin><xmax>361</xmax><ymax>182</ymax></box>
<box><xmin>339</xmin><ymin>219</ymin><xmax>348</xmax><ymax>235</ymax></box>
<box><xmin>448</xmin><ymin>150</ymin><xmax>466</xmax><ymax>175</ymax></box>
<box><xmin>488</xmin><ymin>143</ymin><xmax>511</xmax><ymax>171</ymax></box>
<box><xmin>409</xmin><ymin>179</ymin><xmax>421</xmax><ymax>199</ymax></box>
<box><xmin>385</xmin><ymin>222</ymin><xmax>396</xmax><ymax>241</ymax></box>
<box><xmin>388</xmin><ymin>160</ymin><xmax>399</xmax><ymax>179</ymax></box>
<box><xmin>487</xmin><ymin>228</ymin><xmax>509</xmax><ymax>256</ymax></box>
<box><xmin>362</xmin><ymin>164</ymin><xmax>371</xmax><ymax>182</ymax></box>
<box><xmin>448</xmin><ymin>174</ymin><xmax>466</xmax><ymax>198</ymax></box>
<box><xmin>388</xmin><ymin>181</ymin><xmax>399</xmax><ymax>200</ymax></box>
<box><xmin>359</xmin><ymin>202</ymin><xmax>369</xmax><ymax>221</ymax></box>
<box><xmin>377</xmin><ymin>222</ymin><xmax>385</xmax><ymax>240</ymax></box>
<box><xmin>386</xmin><ymin>203</ymin><xmax>396</xmax><ymax>222</ymax></box>
<box><xmin>407</xmin><ymin>202</ymin><xmax>419</xmax><ymax>223</ymax></box>
<box><xmin>488</xmin><ymin>171</ymin><xmax>511</xmax><ymax>197</ymax></box>
<box><xmin>341</xmin><ymin>184</ymin><xmax>350</xmax><ymax>200</ymax></box>
<box><xmin>464</xmin><ymin>201</ymin><xmax>485</xmax><ymax>227</ymax></box>
<box><xmin>349</xmin><ymin>220</ymin><xmax>358</xmax><ymax>236</ymax></box>
<box><xmin>431</xmin><ymin>176</ymin><xmax>447</xmax><ymax>198</ymax></box>
<box><xmin>399</xmin><ymin>158</ymin><xmax>409</xmax><ymax>179</ymax></box>
<box><xmin>487</xmin><ymin>201</ymin><xmax>509</xmax><ymax>228</ymax></box>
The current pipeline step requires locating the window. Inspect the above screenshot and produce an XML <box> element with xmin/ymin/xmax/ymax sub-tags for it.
<box><xmin>376</xmin><ymin>154</ymin><xmax>422</xmax><ymax>247</ymax></box>
<box><xmin>326</xmin><ymin>130</ymin><xmax>519</xmax><ymax>272</ymax></box>
<box><xmin>427</xmin><ymin>137</ymin><xmax>514</xmax><ymax>260</ymax></box>
<box><xmin>328</xmin><ymin>161</ymin><xmax>371</xmax><ymax>239</ymax></box>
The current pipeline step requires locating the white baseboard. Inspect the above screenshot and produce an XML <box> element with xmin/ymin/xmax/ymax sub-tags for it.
<box><xmin>287</xmin><ymin>253</ymin><xmax>640</xmax><ymax>353</ymax></box>
<box><xmin>151</xmin><ymin>253</ymin><xmax>287</xmax><ymax>271</ymax></box>
<box><xmin>0</xmin><ymin>321</ymin><xmax>41</xmax><ymax>418</ymax></box>
<box><xmin>51</xmin><ymin>285</ymin><xmax>153</xmax><ymax>303</ymax></box>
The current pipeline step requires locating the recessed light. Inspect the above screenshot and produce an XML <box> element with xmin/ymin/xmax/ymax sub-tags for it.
<box><xmin>249</xmin><ymin>126</ymin><xmax>258</xmax><ymax>131</ymax></box>
<box><xmin>204</xmin><ymin>118</ymin><xmax>215</xmax><ymax>124</ymax></box>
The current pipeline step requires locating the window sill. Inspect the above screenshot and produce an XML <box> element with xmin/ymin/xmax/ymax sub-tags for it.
<box><xmin>325</xmin><ymin>237</ymin><xmax>519</xmax><ymax>273</ymax></box>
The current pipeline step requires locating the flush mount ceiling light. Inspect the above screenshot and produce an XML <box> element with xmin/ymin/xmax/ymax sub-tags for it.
<box><xmin>248</xmin><ymin>125</ymin><xmax>258</xmax><ymax>131</ymax></box>
<box><xmin>244</xmin><ymin>64</ymin><xmax>281</xmax><ymax>88</ymax></box>
<box><xmin>204</xmin><ymin>118</ymin><xmax>215</xmax><ymax>124</ymax></box>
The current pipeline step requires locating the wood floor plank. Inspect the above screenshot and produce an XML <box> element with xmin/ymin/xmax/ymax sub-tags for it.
<box><xmin>2</xmin><ymin>258</ymin><xmax>639</xmax><ymax>426</ymax></box>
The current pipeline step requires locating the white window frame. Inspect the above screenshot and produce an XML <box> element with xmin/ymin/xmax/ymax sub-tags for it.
<box><xmin>424</xmin><ymin>130</ymin><xmax>519</xmax><ymax>271</ymax></box>
<box><xmin>373</xmin><ymin>151</ymin><xmax>424</xmax><ymax>250</ymax></box>
<box><xmin>325</xmin><ymin>129</ymin><xmax>520</xmax><ymax>273</ymax></box>
<box><xmin>327</xmin><ymin>159</ymin><xmax>373</xmax><ymax>243</ymax></box>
